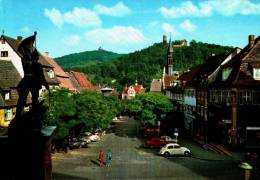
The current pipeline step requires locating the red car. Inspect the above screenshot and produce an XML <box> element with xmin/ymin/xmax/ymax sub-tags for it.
<box><xmin>145</xmin><ymin>137</ymin><xmax>168</xmax><ymax>148</ymax></box>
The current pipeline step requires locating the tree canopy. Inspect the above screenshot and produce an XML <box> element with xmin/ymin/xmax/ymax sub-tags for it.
<box><xmin>126</xmin><ymin>92</ymin><xmax>174</xmax><ymax>126</ymax></box>
<box><xmin>43</xmin><ymin>89</ymin><xmax>121</xmax><ymax>140</ymax></box>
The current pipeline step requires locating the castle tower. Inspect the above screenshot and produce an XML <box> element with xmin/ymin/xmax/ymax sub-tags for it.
<box><xmin>166</xmin><ymin>36</ymin><xmax>173</xmax><ymax>75</ymax></box>
<box><xmin>163</xmin><ymin>35</ymin><xmax>167</xmax><ymax>44</ymax></box>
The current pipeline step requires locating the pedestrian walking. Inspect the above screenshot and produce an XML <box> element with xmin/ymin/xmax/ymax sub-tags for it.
<box><xmin>106</xmin><ymin>149</ymin><xmax>112</xmax><ymax>167</ymax></box>
<box><xmin>99</xmin><ymin>150</ymin><xmax>104</xmax><ymax>167</ymax></box>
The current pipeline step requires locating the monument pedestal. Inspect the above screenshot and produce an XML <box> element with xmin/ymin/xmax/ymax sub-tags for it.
<box><xmin>0</xmin><ymin>126</ymin><xmax>56</xmax><ymax>180</ymax></box>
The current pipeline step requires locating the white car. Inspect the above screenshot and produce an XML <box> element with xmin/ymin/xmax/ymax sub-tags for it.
<box><xmin>160</xmin><ymin>136</ymin><xmax>176</xmax><ymax>143</ymax></box>
<box><xmin>158</xmin><ymin>143</ymin><xmax>191</xmax><ymax>157</ymax></box>
<box><xmin>88</xmin><ymin>134</ymin><xmax>100</xmax><ymax>142</ymax></box>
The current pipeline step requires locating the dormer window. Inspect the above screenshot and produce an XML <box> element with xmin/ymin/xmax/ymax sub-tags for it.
<box><xmin>222</xmin><ymin>68</ymin><xmax>232</xmax><ymax>81</ymax></box>
<box><xmin>4</xmin><ymin>91</ymin><xmax>10</xmax><ymax>100</ymax></box>
<box><xmin>47</xmin><ymin>69</ymin><xmax>55</xmax><ymax>79</ymax></box>
<box><xmin>1</xmin><ymin>51</ymin><xmax>8</xmax><ymax>57</ymax></box>
<box><xmin>253</xmin><ymin>68</ymin><xmax>260</xmax><ymax>80</ymax></box>
<box><xmin>5</xmin><ymin>108</ymin><xmax>13</xmax><ymax>121</ymax></box>
<box><xmin>1</xmin><ymin>37</ymin><xmax>5</xmax><ymax>44</ymax></box>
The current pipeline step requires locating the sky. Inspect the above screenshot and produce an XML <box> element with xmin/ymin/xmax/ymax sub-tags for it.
<box><xmin>1</xmin><ymin>0</ymin><xmax>260</xmax><ymax>57</ymax></box>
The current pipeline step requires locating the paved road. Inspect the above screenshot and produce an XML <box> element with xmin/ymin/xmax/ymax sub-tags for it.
<box><xmin>52</xmin><ymin>117</ymin><xmax>243</xmax><ymax>180</ymax></box>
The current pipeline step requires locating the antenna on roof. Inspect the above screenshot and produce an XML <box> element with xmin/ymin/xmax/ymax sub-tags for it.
<box><xmin>169</xmin><ymin>32</ymin><xmax>171</xmax><ymax>43</ymax></box>
<box><xmin>1</xmin><ymin>29</ymin><xmax>4</xmax><ymax>35</ymax></box>
<box><xmin>34</xmin><ymin>31</ymin><xmax>37</xmax><ymax>48</ymax></box>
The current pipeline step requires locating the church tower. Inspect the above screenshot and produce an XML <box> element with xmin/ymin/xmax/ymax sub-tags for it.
<box><xmin>166</xmin><ymin>36</ymin><xmax>173</xmax><ymax>75</ymax></box>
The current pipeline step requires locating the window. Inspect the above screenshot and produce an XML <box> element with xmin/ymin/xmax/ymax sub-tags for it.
<box><xmin>4</xmin><ymin>91</ymin><xmax>10</xmax><ymax>100</ymax></box>
<box><xmin>239</xmin><ymin>91</ymin><xmax>252</xmax><ymax>105</ymax></box>
<box><xmin>1</xmin><ymin>51</ymin><xmax>8</xmax><ymax>57</ymax></box>
<box><xmin>167</xmin><ymin>146</ymin><xmax>174</xmax><ymax>149</ymax></box>
<box><xmin>253</xmin><ymin>68</ymin><xmax>260</xmax><ymax>80</ymax></box>
<box><xmin>222</xmin><ymin>68</ymin><xmax>232</xmax><ymax>81</ymax></box>
<box><xmin>5</xmin><ymin>109</ymin><xmax>13</xmax><ymax>121</ymax></box>
<box><xmin>47</xmin><ymin>69</ymin><xmax>55</xmax><ymax>78</ymax></box>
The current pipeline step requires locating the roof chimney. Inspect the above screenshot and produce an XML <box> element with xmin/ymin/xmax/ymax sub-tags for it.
<box><xmin>17</xmin><ymin>36</ymin><xmax>23</xmax><ymax>41</ymax></box>
<box><xmin>45</xmin><ymin>52</ymin><xmax>50</xmax><ymax>57</ymax></box>
<box><xmin>163</xmin><ymin>35</ymin><xmax>167</xmax><ymax>44</ymax></box>
<box><xmin>249</xmin><ymin>35</ymin><xmax>255</xmax><ymax>48</ymax></box>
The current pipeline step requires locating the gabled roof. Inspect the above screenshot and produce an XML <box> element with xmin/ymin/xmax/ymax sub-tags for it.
<box><xmin>133</xmin><ymin>84</ymin><xmax>144</xmax><ymax>94</ymax></box>
<box><xmin>150</xmin><ymin>79</ymin><xmax>162</xmax><ymax>92</ymax></box>
<box><xmin>1</xmin><ymin>35</ymin><xmax>53</xmax><ymax>68</ymax></box>
<box><xmin>0</xmin><ymin>60</ymin><xmax>21</xmax><ymax>88</ymax></box>
<box><xmin>163</xmin><ymin>75</ymin><xmax>178</xmax><ymax>88</ymax></box>
<box><xmin>179</xmin><ymin>64</ymin><xmax>203</xmax><ymax>82</ymax></box>
<box><xmin>122</xmin><ymin>83</ymin><xmax>145</xmax><ymax>95</ymax></box>
<box><xmin>67</xmin><ymin>72</ymin><xmax>95</xmax><ymax>91</ymax></box>
<box><xmin>0</xmin><ymin>60</ymin><xmax>31</xmax><ymax>107</ymax></box>
<box><xmin>177</xmin><ymin>53</ymin><xmax>229</xmax><ymax>88</ymax></box>
<box><xmin>44</xmin><ymin>53</ymin><xmax>68</xmax><ymax>77</ymax></box>
<box><xmin>43</xmin><ymin>69</ymin><xmax>60</xmax><ymax>85</ymax></box>
<box><xmin>212</xmin><ymin>35</ymin><xmax>260</xmax><ymax>88</ymax></box>
<box><xmin>43</xmin><ymin>53</ymin><xmax>76</xmax><ymax>90</ymax></box>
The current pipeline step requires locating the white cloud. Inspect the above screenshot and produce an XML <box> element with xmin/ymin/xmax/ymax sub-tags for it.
<box><xmin>162</xmin><ymin>23</ymin><xmax>179</xmax><ymax>36</ymax></box>
<box><xmin>209</xmin><ymin>0</ymin><xmax>260</xmax><ymax>16</ymax></box>
<box><xmin>94</xmin><ymin>2</ymin><xmax>131</xmax><ymax>17</ymax></box>
<box><xmin>160</xmin><ymin>1</ymin><xmax>211</xmax><ymax>18</ymax></box>
<box><xmin>180</xmin><ymin>19</ymin><xmax>196</xmax><ymax>32</ymax></box>
<box><xmin>160</xmin><ymin>0</ymin><xmax>260</xmax><ymax>18</ymax></box>
<box><xmin>44</xmin><ymin>7</ymin><xmax>101</xmax><ymax>28</ymax></box>
<box><xmin>21</xmin><ymin>26</ymin><xmax>30</xmax><ymax>33</ymax></box>
<box><xmin>44</xmin><ymin>8</ymin><xmax>63</xmax><ymax>28</ymax></box>
<box><xmin>85</xmin><ymin>26</ymin><xmax>145</xmax><ymax>44</ymax></box>
<box><xmin>62</xmin><ymin>34</ymin><xmax>81</xmax><ymax>46</ymax></box>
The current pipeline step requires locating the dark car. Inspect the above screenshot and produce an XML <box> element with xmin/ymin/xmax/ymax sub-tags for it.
<box><xmin>145</xmin><ymin>137</ymin><xmax>168</xmax><ymax>148</ymax></box>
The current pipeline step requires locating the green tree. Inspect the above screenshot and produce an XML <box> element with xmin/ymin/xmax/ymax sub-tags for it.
<box><xmin>43</xmin><ymin>89</ymin><xmax>77</xmax><ymax>139</ymax></box>
<box><xmin>44</xmin><ymin>89</ymin><xmax>122</xmax><ymax>140</ymax></box>
<box><xmin>127</xmin><ymin>92</ymin><xmax>173</xmax><ymax>126</ymax></box>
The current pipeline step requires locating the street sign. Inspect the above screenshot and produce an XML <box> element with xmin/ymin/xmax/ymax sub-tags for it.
<box><xmin>174</xmin><ymin>132</ymin><xmax>179</xmax><ymax>136</ymax></box>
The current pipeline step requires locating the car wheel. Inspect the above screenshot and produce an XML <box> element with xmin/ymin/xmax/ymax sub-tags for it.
<box><xmin>184</xmin><ymin>151</ymin><xmax>190</xmax><ymax>157</ymax></box>
<box><xmin>164</xmin><ymin>152</ymin><xmax>170</xmax><ymax>157</ymax></box>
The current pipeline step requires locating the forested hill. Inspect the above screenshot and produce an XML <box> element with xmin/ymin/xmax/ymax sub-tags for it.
<box><xmin>64</xmin><ymin>40</ymin><xmax>233</xmax><ymax>91</ymax></box>
<box><xmin>55</xmin><ymin>48</ymin><xmax>124</xmax><ymax>67</ymax></box>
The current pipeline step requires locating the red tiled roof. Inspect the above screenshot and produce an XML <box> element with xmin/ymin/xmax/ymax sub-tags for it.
<box><xmin>122</xmin><ymin>84</ymin><xmax>145</xmax><ymax>95</ymax></box>
<box><xmin>57</xmin><ymin>76</ymin><xmax>77</xmax><ymax>91</ymax></box>
<box><xmin>164</xmin><ymin>75</ymin><xmax>178</xmax><ymax>88</ymax></box>
<box><xmin>133</xmin><ymin>84</ymin><xmax>144</xmax><ymax>94</ymax></box>
<box><xmin>68</xmin><ymin>71</ymin><xmax>95</xmax><ymax>91</ymax></box>
<box><xmin>44</xmin><ymin>53</ymin><xmax>68</xmax><ymax>77</ymax></box>
<box><xmin>43</xmin><ymin>53</ymin><xmax>76</xmax><ymax>90</ymax></box>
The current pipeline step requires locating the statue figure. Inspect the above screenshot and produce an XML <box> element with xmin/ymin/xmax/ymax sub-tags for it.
<box><xmin>14</xmin><ymin>32</ymin><xmax>50</xmax><ymax>122</ymax></box>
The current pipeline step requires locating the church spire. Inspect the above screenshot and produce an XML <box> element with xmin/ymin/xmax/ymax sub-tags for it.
<box><xmin>166</xmin><ymin>33</ymin><xmax>173</xmax><ymax>75</ymax></box>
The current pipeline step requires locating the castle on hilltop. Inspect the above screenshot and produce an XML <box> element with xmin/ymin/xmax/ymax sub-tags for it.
<box><xmin>163</xmin><ymin>35</ymin><xmax>187</xmax><ymax>47</ymax></box>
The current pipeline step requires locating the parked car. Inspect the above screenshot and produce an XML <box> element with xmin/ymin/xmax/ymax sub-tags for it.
<box><xmin>160</xmin><ymin>136</ymin><xmax>176</xmax><ymax>143</ymax></box>
<box><xmin>143</xmin><ymin>127</ymin><xmax>163</xmax><ymax>137</ymax></box>
<box><xmin>80</xmin><ymin>137</ymin><xmax>91</xmax><ymax>144</ymax></box>
<box><xmin>69</xmin><ymin>140</ymin><xmax>81</xmax><ymax>150</ymax></box>
<box><xmin>145</xmin><ymin>137</ymin><xmax>168</xmax><ymax>148</ymax></box>
<box><xmin>88</xmin><ymin>134</ymin><xmax>100</xmax><ymax>142</ymax></box>
<box><xmin>80</xmin><ymin>141</ymin><xmax>89</xmax><ymax>148</ymax></box>
<box><xmin>158</xmin><ymin>143</ymin><xmax>191</xmax><ymax>157</ymax></box>
<box><xmin>83</xmin><ymin>132</ymin><xmax>92</xmax><ymax>136</ymax></box>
